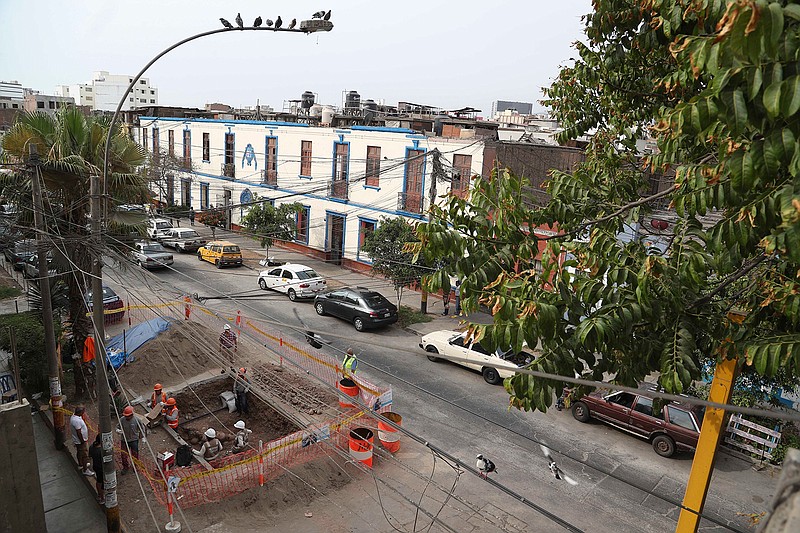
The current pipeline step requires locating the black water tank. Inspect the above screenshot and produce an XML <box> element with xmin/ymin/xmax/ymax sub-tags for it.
<box><xmin>345</xmin><ymin>90</ymin><xmax>361</xmax><ymax>110</ymax></box>
<box><xmin>301</xmin><ymin>91</ymin><xmax>315</xmax><ymax>109</ymax></box>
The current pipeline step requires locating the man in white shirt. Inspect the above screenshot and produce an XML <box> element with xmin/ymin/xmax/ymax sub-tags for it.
<box><xmin>70</xmin><ymin>405</ymin><xmax>94</xmax><ymax>476</ymax></box>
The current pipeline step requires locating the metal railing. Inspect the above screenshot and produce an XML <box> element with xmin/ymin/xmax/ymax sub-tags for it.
<box><xmin>263</xmin><ymin>169</ymin><xmax>278</xmax><ymax>187</ymax></box>
<box><xmin>221</xmin><ymin>163</ymin><xmax>235</xmax><ymax>178</ymax></box>
<box><xmin>397</xmin><ymin>191</ymin><xmax>424</xmax><ymax>214</ymax></box>
<box><xmin>327</xmin><ymin>180</ymin><xmax>348</xmax><ymax>200</ymax></box>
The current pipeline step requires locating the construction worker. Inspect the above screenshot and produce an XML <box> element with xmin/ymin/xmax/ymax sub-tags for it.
<box><xmin>193</xmin><ymin>428</ymin><xmax>223</xmax><ymax>461</ymax></box>
<box><xmin>343</xmin><ymin>348</ymin><xmax>358</xmax><ymax>378</ymax></box>
<box><xmin>118</xmin><ymin>405</ymin><xmax>146</xmax><ymax>475</ymax></box>
<box><xmin>234</xmin><ymin>368</ymin><xmax>250</xmax><ymax>415</ymax></box>
<box><xmin>231</xmin><ymin>420</ymin><xmax>252</xmax><ymax>454</ymax></box>
<box><xmin>162</xmin><ymin>397</ymin><xmax>179</xmax><ymax>430</ymax></box>
<box><xmin>150</xmin><ymin>383</ymin><xmax>167</xmax><ymax>409</ymax></box>
<box><xmin>69</xmin><ymin>405</ymin><xmax>93</xmax><ymax>476</ymax></box>
<box><xmin>219</xmin><ymin>324</ymin><xmax>237</xmax><ymax>362</ymax></box>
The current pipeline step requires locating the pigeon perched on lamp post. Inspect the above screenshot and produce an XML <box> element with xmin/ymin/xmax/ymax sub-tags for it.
<box><xmin>235</xmin><ymin>12</ymin><xmax>244</xmax><ymax>28</ymax></box>
<box><xmin>540</xmin><ymin>445</ymin><xmax>578</xmax><ymax>485</ymax></box>
<box><xmin>288</xmin><ymin>18</ymin><xmax>296</xmax><ymax>30</ymax></box>
<box><xmin>220</xmin><ymin>18</ymin><xmax>234</xmax><ymax>29</ymax></box>
<box><xmin>476</xmin><ymin>454</ymin><xmax>497</xmax><ymax>479</ymax></box>
<box><xmin>275</xmin><ymin>16</ymin><xmax>283</xmax><ymax>29</ymax></box>
<box><xmin>312</xmin><ymin>10</ymin><xmax>326</xmax><ymax>19</ymax></box>
<box><xmin>253</xmin><ymin>16</ymin><xmax>262</xmax><ymax>28</ymax></box>
<box><xmin>323</xmin><ymin>10</ymin><xmax>331</xmax><ymax>20</ymax></box>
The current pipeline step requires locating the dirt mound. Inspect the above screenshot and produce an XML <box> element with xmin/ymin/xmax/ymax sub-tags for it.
<box><xmin>117</xmin><ymin>320</ymin><xmax>222</xmax><ymax>394</ymax></box>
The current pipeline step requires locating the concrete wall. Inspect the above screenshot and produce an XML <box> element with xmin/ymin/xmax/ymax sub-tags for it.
<box><xmin>0</xmin><ymin>399</ymin><xmax>46</xmax><ymax>533</ymax></box>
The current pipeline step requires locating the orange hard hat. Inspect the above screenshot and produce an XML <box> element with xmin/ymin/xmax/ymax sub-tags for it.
<box><xmin>122</xmin><ymin>406</ymin><xmax>134</xmax><ymax>416</ymax></box>
<box><xmin>239</xmin><ymin>367</ymin><xmax>246</xmax><ymax>374</ymax></box>
<box><xmin>166</xmin><ymin>397</ymin><xmax>176</xmax><ymax>406</ymax></box>
<box><xmin>154</xmin><ymin>383</ymin><xmax>163</xmax><ymax>390</ymax></box>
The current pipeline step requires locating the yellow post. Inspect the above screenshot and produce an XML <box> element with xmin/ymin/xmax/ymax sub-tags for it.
<box><xmin>676</xmin><ymin>356</ymin><xmax>737</xmax><ymax>532</ymax></box>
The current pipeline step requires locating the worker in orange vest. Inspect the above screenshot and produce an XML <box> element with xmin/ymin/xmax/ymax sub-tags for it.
<box><xmin>162</xmin><ymin>397</ymin><xmax>179</xmax><ymax>429</ymax></box>
<box><xmin>150</xmin><ymin>383</ymin><xmax>167</xmax><ymax>409</ymax></box>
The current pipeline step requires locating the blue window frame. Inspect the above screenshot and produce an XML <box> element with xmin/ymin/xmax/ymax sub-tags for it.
<box><xmin>265</xmin><ymin>136</ymin><xmax>278</xmax><ymax>183</ymax></box>
<box><xmin>200</xmin><ymin>182</ymin><xmax>209</xmax><ymax>209</ymax></box>
<box><xmin>295</xmin><ymin>205</ymin><xmax>311</xmax><ymax>244</ymax></box>
<box><xmin>357</xmin><ymin>217</ymin><xmax>376</xmax><ymax>263</ymax></box>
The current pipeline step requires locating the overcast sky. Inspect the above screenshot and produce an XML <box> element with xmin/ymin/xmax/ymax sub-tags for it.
<box><xmin>0</xmin><ymin>0</ymin><xmax>591</xmax><ymax>116</ymax></box>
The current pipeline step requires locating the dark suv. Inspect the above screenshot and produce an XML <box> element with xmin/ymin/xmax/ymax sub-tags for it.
<box><xmin>571</xmin><ymin>387</ymin><xmax>704</xmax><ymax>457</ymax></box>
<box><xmin>314</xmin><ymin>287</ymin><xmax>398</xmax><ymax>331</ymax></box>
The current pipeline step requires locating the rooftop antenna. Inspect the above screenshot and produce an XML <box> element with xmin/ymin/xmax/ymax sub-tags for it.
<box><xmin>255</xmin><ymin>98</ymin><xmax>262</xmax><ymax>121</ymax></box>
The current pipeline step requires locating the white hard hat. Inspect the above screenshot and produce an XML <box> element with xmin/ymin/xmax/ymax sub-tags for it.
<box><xmin>223</xmin><ymin>324</ymin><xmax>231</xmax><ymax>330</ymax></box>
<box><xmin>234</xmin><ymin>420</ymin><xmax>245</xmax><ymax>430</ymax></box>
<box><xmin>205</xmin><ymin>428</ymin><xmax>216</xmax><ymax>439</ymax></box>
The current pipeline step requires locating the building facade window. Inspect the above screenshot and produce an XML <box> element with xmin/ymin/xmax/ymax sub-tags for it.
<box><xmin>150</xmin><ymin>99</ymin><xmax>156</xmax><ymax>103</ymax></box>
<box><xmin>401</xmin><ymin>148</ymin><xmax>425</xmax><ymax>213</ymax></box>
<box><xmin>357</xmin><ymin>218</ymin><xmax>376</xmax><ymax>262</ymax></box>
<box><xmin>295</xmin><ymin>205</ymin><xmax>311</xmax><ymax>244</ymax></box>
<box><xmin>48</xmin><ymin>101</ymin><xmax>55</xmax><ymax>109</ymax></box>
<box><xmin>224</xmin><ymin>133</ymin><xmax>235</xmax><ymax>178</ymax></box>
<box><xmin>365</xmin><ymin>146</ymin><xmax>381</xmax><ymax>187</ymax></box>
<box><xmin>330</xmin><ymin>142</ymin><xmax>349</xmax><ymax>200</ymax></box>
<box><xmin>142</xmin><ymin>128</ymin><xmax>148</xmax><ymax>151</ymax></box>
<box><xmin>265</xmin><ymin>136</ymin><xmax>278</xmax><ymax>183</ymax></box>
<box><xmin>168</xmin><ymin>130</ymin><xmax>174</xmax><ymax>157</ymax></box>
<box><xmin>202</xmin><ymin>132</ymin><xmax>210</xmax><ymax>161</ymax></box>
<box><xmin>37</xmin><ymin>101</ymin><xmax>45</xmax><ymax>109</ymax></box>
<box><xmin>451</xmin><ymin>154</ymin><xmax>472</xmax><ymax>197</ymax></box>
<box><xmin>200</xmin><ymin>182</ymin><xmax>209</xmax><ymax>209</ymax></box>
<box><xmin>182</xmin><ymin>130</ymin><xmax>191</xmax><ymax>168</ymax></box>
<box><xmin>152</xmin><ymin>128</ymin><xmax>159</xmax><ymax>153</ymax></box>
<box><xmin>300</xmin><ymin>140</ymin><xmax>312</xmax><ymax>177</ymax></box>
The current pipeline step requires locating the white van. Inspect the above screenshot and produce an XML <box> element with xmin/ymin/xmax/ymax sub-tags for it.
<box><xmin>147</xmin><ymin>218</ymin><xmax>174</xmax><ymax>241</ymax></box>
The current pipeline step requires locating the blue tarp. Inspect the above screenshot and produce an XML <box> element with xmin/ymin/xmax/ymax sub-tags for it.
<box><xmin>104</xmin><ymin>317</ymin><xmax>172</xmax><ymax>368</ymax></box>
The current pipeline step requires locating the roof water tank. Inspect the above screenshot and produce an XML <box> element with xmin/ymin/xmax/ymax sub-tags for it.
<box><xmin>363</xmin><ymin>99</ymin><xmax>377</xmax><ymax>112</ymax></box>
<box><xmin>301</xmin><ymin>91</ymin><xmax>315</xmax><ymax>109</ymax></box>
<box><xmin>310</xmin><ymin>104</ymin><xmax>323</xmax><ymax>117</ymax></box>
<box><xmin>345</xmin><ymin>91</ymin><xmax>361</xmax><ymax>110</ymax></box>
<box><xmin>322</xmin><ymin>105</ymin><xmax>335</xmax><ymax>125</ymax></box>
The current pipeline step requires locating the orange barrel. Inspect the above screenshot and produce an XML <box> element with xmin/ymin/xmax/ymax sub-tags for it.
<box><xmin>338</xmin><ymin>378</ymin><xmax>359</xmax><ymax>409</ymax></box>
<box><xmin>377</xmin><ymin>412</ymin><xmax>402</xmax><ymax>453</ymax></box>
<box><xmin>349</xmin><ymin>427</ymin><xmax>374</xmax><ymax>468</ymax></box>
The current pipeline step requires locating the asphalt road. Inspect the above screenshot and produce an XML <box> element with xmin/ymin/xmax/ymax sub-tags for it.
<box><xmin>102</xmin><ymin>238</ymin><xmax>775</xmax><ymax>532</ymax></box>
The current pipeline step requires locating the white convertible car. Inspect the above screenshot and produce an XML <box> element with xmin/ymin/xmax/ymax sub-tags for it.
<box><xmin>418</xmin><ymin>330</ymin><xmax>534</xmax><ymax>385</ymax></box>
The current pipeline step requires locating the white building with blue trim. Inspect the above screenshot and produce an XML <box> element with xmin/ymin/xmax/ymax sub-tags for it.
<box><xmin>138</xmin><ymin>117</ymin><xmax>485</xmax><ymax>267</ymax></box>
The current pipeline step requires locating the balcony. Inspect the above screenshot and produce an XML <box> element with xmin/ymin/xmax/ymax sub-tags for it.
<box><xmin>263</xmin><ymin>169</ymin><xmax>277</xmax><ymax>188</ymax></box>
<box><xmin>221</xmin><ymin>163</ymin><xmax>235</xmax><ymax>179</ymax></box>
<box><xmin>327</xmin><ymin>180</ymin><xmax>349</xmax><ymax>201</ymax></box>
<box><xmin>181</xmin><ymin>157</ymin><xmax>192</xmax><ymax>171</ymax></box>
<box><xmin>397</xmin><ymin>191</ymin><xmax>424</xmax><ymax>214</ymax></box>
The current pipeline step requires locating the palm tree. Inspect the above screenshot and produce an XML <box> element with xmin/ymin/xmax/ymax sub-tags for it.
<box><xmin>1</xmin><ymin>107</ymin><xmax>148</xmax><ymax>343</ymax></box>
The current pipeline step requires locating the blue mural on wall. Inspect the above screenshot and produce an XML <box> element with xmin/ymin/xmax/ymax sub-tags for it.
<box><xmin>242</xmin><ymin>143</ymin><xmax>257</xmax><ymax>170</ymax></box>
<box><xmin>240</xmin><ymin>188</ymin><xmax>253</xmax><ymax>205</ymax></box>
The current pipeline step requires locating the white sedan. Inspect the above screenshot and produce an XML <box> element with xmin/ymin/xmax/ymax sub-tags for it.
<box><xmin>418</xmin><ymin>330</ymin><xmax>534</xmax><ymax>385</ymax></box>
<box><xmin>257</xmin><ymin>263</ymin><xmax>327</xmax><ymax>301</ymax></box>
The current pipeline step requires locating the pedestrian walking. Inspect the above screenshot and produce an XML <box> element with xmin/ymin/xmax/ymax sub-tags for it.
<box><xmin>89</xmin><ymin>435</ymin><xmax>105</xmax><ymax>504</ymax></box>
<box><xmin>441</xmin><ymin>279</ymin><xmax>452</xmax><ymax>316</ymax></box>
<box><xmin>234</xmin><ymin>368</ymin><xmax>250</xmax><ymax>414</ymax></box>
<box><xmin>189</xmin><ymin>207</ymin><xmax>195</xmax><ymax>226</ymax></box>
<box><xmin>118</xmin><ymin>405</ymin><xmax>146</xmax><ymax>474</ymax></box>
<box><xmin>454</xmin><ymin>279</ymin><xmax>462</xmax><ymax>315</ymax></box>
<box><xmin>70</xmin><ymin>405</ymin><xmax>94</xmax><ymax>475</ymax></box>
<box><xmin>219</xmin><ymin>324</ymin><xmax>237</xmax><ymax>362</ymax></box>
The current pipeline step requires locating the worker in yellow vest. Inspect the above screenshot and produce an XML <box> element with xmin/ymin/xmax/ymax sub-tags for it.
<box><xmin>343</xmin><ymin>348</ymin><xmax>358</xmax><ymax>377</ymax></box>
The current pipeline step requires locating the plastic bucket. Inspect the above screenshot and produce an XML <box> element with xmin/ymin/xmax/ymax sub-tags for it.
<box><xmin>349</xmin><ymin>427</ymin><xmax>374</xmax><ymax>468</ymax></box>
<box><xmin>377</xmin><ymin>412</ymin><xmax>402</xmax><ymax>453</ymax></box>
<box><xmin>338</xmin><ymin>378</ymin><xmax>359</xmax><ymax>409</ymax></box>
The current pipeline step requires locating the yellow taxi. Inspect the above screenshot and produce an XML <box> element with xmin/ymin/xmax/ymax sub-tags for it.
<box><xmin>197</xmin><ymin>240</ymin><xmax>243</xmax><ymax>268</ymax></box>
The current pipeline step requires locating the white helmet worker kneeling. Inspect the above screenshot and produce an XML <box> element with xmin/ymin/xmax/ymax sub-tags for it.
<box><xmin>193</xmin><ymin>427</ymin><xmax>223</xmax><ymax>461</ymax></box>
<box><xmin>232</xmin><ymin>420</ymin><xmax>253</xmax><ymax>454</ymax></box>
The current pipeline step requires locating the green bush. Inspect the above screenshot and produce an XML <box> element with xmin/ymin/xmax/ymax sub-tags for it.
<box><xmin>0</xmin><ymin>286</ymin><xmax>22</xmax><ymax>299</ymax></box>
<box><xmin>0</xmin><ymin>312</ymin><xmax>47</xmax><ymax>394</ymax></box>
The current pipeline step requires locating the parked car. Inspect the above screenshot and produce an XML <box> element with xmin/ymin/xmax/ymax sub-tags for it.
<box><xmin>131</xmin><ymin>241</ymin><xmax>174</xmax><ymax>269</ymax></box>
<box><xmin>84</xmin><ymin>285</ymin><xmax>125</xmax><ymax>324</ymax></box>
<box><xmin>161</xmin><ymin>228</ymin><xmax>206</xmax><ymax>253</ymax></box>
<box><xmin>22</xmin><ymin>253</ymin><xmax>58</xmax><ymax>279</ymax></box>
<box><xmin>257</xmin><ymin>263</ymin><xmax>327</xmax><ymax>301</ymax></box>
<box><xmin>197</xmin><ymin>240</ymin><xmax>243</xmax><ymax>268</ymax></box>
<box><xmin>4</xmin><ymin>239</ymin><xmax>37</xmax><ymax>271</ymax></box>
<box><xmin>571</xmin><ymin>387</ymin><xmax>705</xmax><ymax>457</ymax></box>
<box><xmin>314</xmin><ymin>287</ymin><xmax>398</xmax><ymax>331</ymax></box>
<box><xmin>147</xmin><ymin>217</ymin><xmax>174</xmax><ymax>241</ymax></box>
<box><xmin>418</xmin><ymin>330</ymin><xmax>533</xmax><ymax>385</ymax></box>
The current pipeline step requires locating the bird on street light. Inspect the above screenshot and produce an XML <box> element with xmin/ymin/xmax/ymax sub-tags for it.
<box><xmin>312</xmin><ymin>10</ymin><xmax>325</xmax><ymax>19</ymax></box>
<box><xmin>265</xmin><ymin>19</ymin><xmax>274</xmax><ymax>27</ymax></box>
<box><xmin>323</xmin><ymin>10</ymin><xmax>331</xmax><ymax>20</ymax></box>
<box><xmin>220</xmin><ymin>17</ymin><xmax>233</xmax><ymax>29</ymax></box>
<box><xmin>253</xmin><ymin>16</ymin><xmax>262</xmax><ymax>28</ymax></box>
<box><xmin>288</xmin><ymin>18</ymin><xmax>296</xmax><ymax>29</ymax></box>
<box><xmin>235</xmin><ymin>12</ymin><xmax>244</xmax><ymax>28</ymax></box>
<box><xmin>275</xmin><ymin>16</ymin><xmax>283</xmax><ymax>28</ymax></box>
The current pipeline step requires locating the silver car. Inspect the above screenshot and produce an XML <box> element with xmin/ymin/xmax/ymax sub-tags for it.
<box><xmin>131</xmin><ymin>241</ymin><xmax>174</xmax><ymax>269</ymax></box>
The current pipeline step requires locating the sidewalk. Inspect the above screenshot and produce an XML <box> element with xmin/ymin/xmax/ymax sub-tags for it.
<box><xmin>33</xmin><ymin>410</ymin><xmax>106</xmax><ymax>533</ymax></box>
<box><xmin>191</xmin><ymin>224</ymin><xmax>493</xmax><ymax>336</ymax></box>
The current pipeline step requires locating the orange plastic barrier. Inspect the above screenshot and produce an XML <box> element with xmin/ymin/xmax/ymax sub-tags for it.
<box><xmin>338</xmin><ymin>378</ymin><xmax>359</xmax><ymax>409</ymax></box>
<box><xmin>349</xmin><ymin>427</ymin><xmax>374</xmax><ymax>468</ymax></box>
<box><xmin>377</xmin><ymin>412</ymin><xmax>402</xmax><ymax>453</ymax></box>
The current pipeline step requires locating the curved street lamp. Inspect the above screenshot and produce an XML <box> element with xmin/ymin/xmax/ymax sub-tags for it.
<box><xmin>93</xmin><ymin>19</ymin><xmax>332</xmax><ymax>533</ymax></box>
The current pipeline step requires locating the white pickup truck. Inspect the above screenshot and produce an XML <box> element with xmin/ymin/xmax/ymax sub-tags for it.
<box><xmin>160</xmin><ymin>228</ymin><xmax>207</xmax><ymax>253</ymax></box>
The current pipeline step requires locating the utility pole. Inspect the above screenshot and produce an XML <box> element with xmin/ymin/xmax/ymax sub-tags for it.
<box><xmin>420</xmin><ymin>148</ymin><xmax>445</xmax><ymax>314</ymax></box>
<box><xmin>90</xmin><ymin>173</ymin><xmax>120</xmax><ymax>532</ymax></box>
<box><xmin>28</xmin><ymin>144</ymin><xmax>65</xmax><ymax>450</ymax></box>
